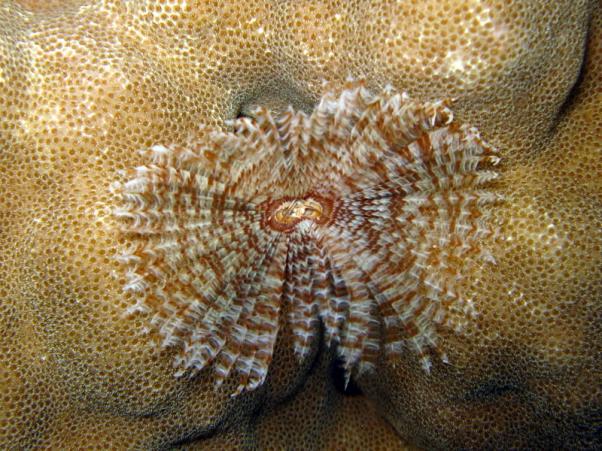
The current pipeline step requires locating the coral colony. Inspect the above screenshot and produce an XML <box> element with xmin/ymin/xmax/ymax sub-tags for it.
<box><xmin>114</xmin><ymin>80</ymin><xmax>501</xmax><ymax>395</ymax></box>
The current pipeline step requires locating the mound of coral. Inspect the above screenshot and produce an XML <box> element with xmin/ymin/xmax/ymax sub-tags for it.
<box><xmin>0</xmin><ymin>0</ymin><xmax>600</xmax><ymax>449</ymax></box>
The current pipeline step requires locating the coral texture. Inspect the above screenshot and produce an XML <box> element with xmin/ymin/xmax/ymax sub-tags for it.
<box><xmin>0</xmin><ymin>0</ymin><xmax>600</xmax><ymax>449</ymax></box>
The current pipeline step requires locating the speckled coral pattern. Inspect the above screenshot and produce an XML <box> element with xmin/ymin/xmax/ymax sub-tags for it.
<box><xmin>0</xmin><ymin>0</ymin><xmax>600</xmax><ymax>449</ymax></box>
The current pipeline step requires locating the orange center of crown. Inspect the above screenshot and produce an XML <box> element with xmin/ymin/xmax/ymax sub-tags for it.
<box><xmin>261</xmin><ymin>195</ymin><xmax>336</xmax><ymax>233</ymax></box>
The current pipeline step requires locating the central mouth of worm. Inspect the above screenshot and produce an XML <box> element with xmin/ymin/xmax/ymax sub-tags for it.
<box><xmin>261</xmin><ymin>194</ymin><xmax>336</xmax><ymax>233</ymax></box>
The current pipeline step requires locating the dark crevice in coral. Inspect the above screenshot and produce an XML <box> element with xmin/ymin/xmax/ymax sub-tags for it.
<box><xmin>330</xmin><ymin>358</ymin><xmax>363</xmax><ymax>397</ymax></box>
<box><xmin>462</xmin><ymin>378</ymin><xmax>521</xmax><ymax>402</ymax></box>
<box><xmin>553</xmin><ymin>16</ymin><xmax>590</xmax><ymax>130</ymax></box>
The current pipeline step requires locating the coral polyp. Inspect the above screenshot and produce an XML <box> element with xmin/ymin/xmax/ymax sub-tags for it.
<box><xmin>113</xmin><ymin>81</ymin><xmax>501</xmax><ymax>395</ymax></box>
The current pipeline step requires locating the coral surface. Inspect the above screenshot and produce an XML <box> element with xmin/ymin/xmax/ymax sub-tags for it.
<box><xmin>0</xmin><ymin>0</ymin><xmax>600</xmax><ymax>449</ymax></box>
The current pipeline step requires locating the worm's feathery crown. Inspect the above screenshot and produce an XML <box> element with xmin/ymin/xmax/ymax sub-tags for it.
<box><xmin>114</xmin><ymin>80</ymin><xmax>501</xmax><ymax>395</ymax></box>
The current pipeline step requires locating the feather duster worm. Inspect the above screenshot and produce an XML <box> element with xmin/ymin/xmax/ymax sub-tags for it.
<box><xmin>113</xmin><ymin>81</ymin><xmax>501</xmax><ymax>395</ymax></box>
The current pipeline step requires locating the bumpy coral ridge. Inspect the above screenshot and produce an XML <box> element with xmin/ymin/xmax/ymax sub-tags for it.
<box><xmin>114</xmin><ymin>81</ymin><xmax>501</xmax><ymax>394</ymax></box>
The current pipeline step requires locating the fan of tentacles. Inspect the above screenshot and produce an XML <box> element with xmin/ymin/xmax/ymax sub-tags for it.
<box><xmin>113</xmin><ymin>80</ymin><xmax>501</xmax><ymax>395</ymax></box>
